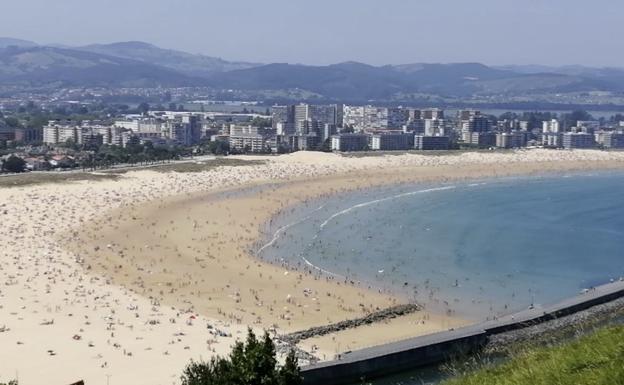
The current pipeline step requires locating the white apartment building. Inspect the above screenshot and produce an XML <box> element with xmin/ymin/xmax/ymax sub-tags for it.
<box><xmin>43</xmin><ymin>122</ymin><xmax>82</xmax><ymax>145</ymax></box>
<box><xmin>542</xmin><ymin>119</ymin><xmax>561</xmax><ymax>133</ymax></box>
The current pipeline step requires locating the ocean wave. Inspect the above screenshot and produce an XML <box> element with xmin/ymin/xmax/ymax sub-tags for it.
<box><xmin>319</xmin><ymin>185</ymin><xmax>457</xmax><ymax>230</ymax></box>
<box><xmin>257</xmin><ymin>203</ymin><xmax>327</xmax><ymax>254</ymax></box>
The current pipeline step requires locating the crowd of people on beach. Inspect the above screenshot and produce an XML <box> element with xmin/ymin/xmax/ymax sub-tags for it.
<box><xmin>2</xmin><ymin>149</ymin><xmax>624</xmax><ymax>384</ymax></box>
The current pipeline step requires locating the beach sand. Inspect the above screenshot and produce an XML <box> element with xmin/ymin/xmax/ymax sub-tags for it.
<box><xmin>2</xmin><ymin>149</ymin><xmax>624</xmax><ymax>385</ymax></box>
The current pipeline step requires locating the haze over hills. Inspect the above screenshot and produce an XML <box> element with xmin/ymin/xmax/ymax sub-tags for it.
<box><xmin>0</xmin><ymin>45</ymin><xmax>204</xmax><ymax>87</ymax></box>
<box><xmin>0</xmin><ymin>37</ymin><xmax>38</xmax><ymax>48</ymax></box>
<box><xmin>1</xmin><ymin>37</ymin><xmax>624</xmax><ymax>102</ymax></box>
<box><xmin>77</xmin><ymin>41</ymin><xmax>260</xmax><ymax>77</ymax></box>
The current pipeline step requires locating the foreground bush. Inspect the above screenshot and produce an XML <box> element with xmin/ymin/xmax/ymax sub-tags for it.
<box><xmin>443</xmin><ymin>325</ymin><xmax>624</xmax><ymax>385</ymax></box>
<box><xmin>181</xmin><ymin>329</ymin><xmax>302</xmax><ymax>385</ymax></box>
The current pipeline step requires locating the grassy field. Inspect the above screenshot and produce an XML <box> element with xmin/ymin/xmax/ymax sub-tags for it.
<box><xmin>442</xmin><ymin>325</ymin><xmax>624</xmax><ymax>385</ymax></box>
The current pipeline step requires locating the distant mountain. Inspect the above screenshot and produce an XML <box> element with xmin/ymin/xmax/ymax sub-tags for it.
<box><xmin>206</xmin><ymin>62</ymin><xmax>410</xmax><ymax>100</ymax></box>
<box><xmin>389</xmin><ymin>62</ymin><xmax>517</xmax><ymax>95</ymax></box>
<box><xmin>0</xmin><ymin>46</ymin><xmax>204</xmax><ymax>87</ymax></box>
<box><xmin>205</xmin><ymin>61</ymin><xmax>614</xmax><ymax>100</ymax></box>
<box><xmin>0</xmin><ymin>37</ymin><xmax>38</xmax><ymax>49</ymax></box>
<box><xmin>1</xmin><ymin>37</ymin><xmax>624</xmax><ymax>101</ymax></box>
<box><xmin>76</xmin><ymin>41</ymin><xmax>260</xmax><ymax>77</ymax></box>
<box><xmin>497</xmin><ymin>64</ymin><xmax>624</xmax><ymax>78</ymax></box>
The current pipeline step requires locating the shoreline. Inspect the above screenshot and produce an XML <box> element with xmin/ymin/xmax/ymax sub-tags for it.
<box><xmin>301</xmin><ymin>279</ymin><xmax>624</xmax><ymax>385</ymax></box>
<box><xmin>253</xmin><ymin>168</ymin><xmax>618</xmax><ymax>303</ymax></box>
<box><xmin>63</xmin><ymin>158</ymin><xmax>624</xmax><ymax>357</ymax></box>
<box><xmin>255</xmin><ymin>167</ymin><xmax>624</xmax><ymax>319</ymax></box>
<box><xmin>3</xmin><ymin>150</ymin><xmax>624</xmax><ymax>385</ymax></box>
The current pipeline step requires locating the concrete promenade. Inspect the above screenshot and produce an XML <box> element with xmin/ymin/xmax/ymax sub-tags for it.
<box><xmin>301</xmin><ymin>279</ymin><xmax>624</xmax><ymax>385</ymax></box>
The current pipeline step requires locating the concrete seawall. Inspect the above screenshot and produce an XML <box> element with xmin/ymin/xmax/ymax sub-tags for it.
<box><xmin>301</xmin><ymin>280</ymin><xmax>624</xmax><ymax>385</ymax></box>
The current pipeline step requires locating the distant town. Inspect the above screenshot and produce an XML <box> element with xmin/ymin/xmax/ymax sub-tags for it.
<box><xmin>1</xmin><ymin>101</ymin><xmax>623</xmax><ymax>173</ymax></box>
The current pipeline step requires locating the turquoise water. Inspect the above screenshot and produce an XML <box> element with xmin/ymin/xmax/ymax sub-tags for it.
<box><xmin>258</xmin><ymin>172</ymin><xmax>624</xmax><ymax>321</ymax></box>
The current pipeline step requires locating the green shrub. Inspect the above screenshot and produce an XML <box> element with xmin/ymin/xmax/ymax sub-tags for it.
<box><xmin>181</xmin><ymin>329</ymin><xmax>302</xmax><ymax>385</ymax></box>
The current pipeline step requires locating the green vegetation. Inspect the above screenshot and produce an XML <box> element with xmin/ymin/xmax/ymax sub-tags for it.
<box><xmin>442</xmin><ymin>325</ymin><xmax>624</xmax><ymax>385</ymax></box>
<box><xmin>81</xmin><ymin>142</ymin><xmax>189</xmax><ymax>170</ymax></box>
<box><xmin>250</xmin><ymin>116</ymin><xmax>272</xmax><ymax>128</ymax></box>
<box><xmin>181</xmin><ymin>329</ymin><xmax>301</xmax><ymax>385</ymax></box>
<box><xmin>106</xmin><ymin>158</ymin><xmax>266</xmax><ymax>174</ymax></box>
<box><xmin>0</xmin><ymin>171</ymin><xmax>120</xmax><ymax>188</ymax></box>
<box><xmin>1</xmin><ymin>155</ymin><xmax>26</xmax><ymax>173</ymax></box>
<box><xmin>0</xmin><ymin>158</ymin><xmax>265</xmax><ymax>187</ymax></box>
<box><xmin>0</xmin><ymin>381</ymin><xmax>17</xmax><ymax>385</ymax></box>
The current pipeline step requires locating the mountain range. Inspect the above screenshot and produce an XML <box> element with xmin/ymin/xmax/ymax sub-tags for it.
<box><xmin>1</xmin><ymin>37</ymin><xmax>623</xmax><ymax>102</ymax></box>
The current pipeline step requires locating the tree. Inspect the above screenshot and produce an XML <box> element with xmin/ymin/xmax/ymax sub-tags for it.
<box><xmin>4</xmin><ymin>116</ymin><xmax>21</xmax><ymax>128</ymax></box>
<box><xmin>181</xmin><ymin>329</ymin><xmax>302</xmax><ymax>385</ymax></box>
<box><xmin>2</xmin><ymin>155</ymin><xmax>26</xmax><ymax>173</ymax></box>
<box><xmin>279</xmin><ymin>351</ymin><xmax>301</xmax><ymax>385</ymax></box>
<box><xmin>138</xmin><ymin>102</ymin><xmax>150</xmax><ymax>115</ymax></box>
<box><xmin>562</xmin><ymin>109</ymin><xmax>594</xmax><ymax>129</ymax></box>
<box><xmin>208</xmin><ymin>140</ymin><xmax>230</xmax><ymax>155</ymax></box>
<box><xmin>251</xmin><ymin>117</ymin><xmax>272</xmax><ymax>128</ymax></box>
<box><xmin>498</xmin><ymin>111</ymin><xmax>519</xmax><ymax>121</ymax></box>
<box><xmin>610</xmin><ymin>113</ymin><xmax>624</xmax><ymax>123</ymax></box>
<box><xmin>519</xmin><ymin>111</ymin><xmax>557</xmax><ymax>130</ymax></box>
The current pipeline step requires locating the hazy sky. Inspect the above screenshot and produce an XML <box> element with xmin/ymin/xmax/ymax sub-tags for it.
<box><xmin>0</xmin><ymin>0</ymin><xmax>620</xmax><ymax>67</ymax></box>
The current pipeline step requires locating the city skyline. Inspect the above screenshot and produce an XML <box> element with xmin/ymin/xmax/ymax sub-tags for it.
<box><xmin>0</xmin><ymin>0</ymin><xmax>622</xmax><ymax>67</ymax></box>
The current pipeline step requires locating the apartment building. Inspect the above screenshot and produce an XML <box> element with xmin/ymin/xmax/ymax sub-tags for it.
<box><xmin>370</xmin><ymin>132</ymin><xmax>414</xmax><ymax>151</ymax></box>
<box><xmin>43</xmin><ymin>122</ymin><xmax>83</xmax><ymax>145</ymax></box>
<box><xmin>331</xmin><ymin>133</ymin><xmax>369</xmax><ymax>151</ymax></box>
<box><xmin>562</xmin><ymin>132</ymin><xmax>595</xmax><ymax>149</ymax></box>
<box><xmin>228</xmin><ymin>125</ymin><xmax>272</xmax><ymax>153</ymax></box>
<box><xmin>595</xmin><ymin>131</ymin><xmax>624</xmax><ymax>148</ymax></box>
<box><xmin>496</xmin><ymin>131</ymin><xmax>528</xmax><ymax>149</ymax></box>
<box><xmin>414</xmin><ymin>135</ymin><xmax>450</xmax><ymax>150</ymax></box>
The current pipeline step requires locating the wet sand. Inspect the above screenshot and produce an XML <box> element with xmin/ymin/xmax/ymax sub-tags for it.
<box><xmin>64</xmin><ymin>158</ymin><xmax>624</xmax><ymax>359</ymax></box>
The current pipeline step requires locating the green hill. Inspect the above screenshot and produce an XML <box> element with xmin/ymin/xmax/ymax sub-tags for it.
<box><xmin>443</xmin><ymin>325</ymin><xmax>624</xmax><ymax>385</ymax></box>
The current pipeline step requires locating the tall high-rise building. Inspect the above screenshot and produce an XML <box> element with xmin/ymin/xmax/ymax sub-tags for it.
<box><xmin>424</xmin><ymin>119</ymin><xmax>446</xmax><ymax>136</ymax></box>
<box><xmin>271</xmin><ymin>105</ymin><xmax>295</xmax><ymax>133</ymax></box>
<box><xmin>422</xmin><ymin>108</ymin><xmax>444</xmax><ymax>120</ymax></box>
<box><xmin>182</xmin><ymin>115</ymin><xmax>202</xmax><ymax>145</ymax></box>
<box><xmin>387</xmin><ymin>108</ymin><xmax>410</xmax><ymax>129</ymax></box>
<box><xmin>408</xmin><ymin>109</ymin><xmax>422</xmax><ymax>121</ymax></box>
<box><xmin>334</xmin><ymin>104</ymin><xmax>344</xmax><ymax>128</ymax></box>
<box><xmin>275</xmin><ymin>104</ymin><xmax>337</xmax><ymax>135</ymax></box>
<box><xmin>457</xmin><ymin>109</ymin><xmax>481</xmax><ymax>121</ymax></box>
<box><xmin>342</xmin><ymin>105</ymin><xmax>409</xmax><ymax>131</ymax></box>
<box><xmin>543</xmin><ymin>119</ymin><xmax>561</xmax><ymax>133</ymax></box>
<box><xmin>468</xmin><ymin>116</ymin><xmax>492</xmax><ymax>133</ymax></box>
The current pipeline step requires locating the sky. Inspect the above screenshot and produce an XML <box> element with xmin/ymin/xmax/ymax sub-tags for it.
<box><xmin>0</xmin><ymin>0</ymin><xmax>621</xmax><ymax>67</ymax></box>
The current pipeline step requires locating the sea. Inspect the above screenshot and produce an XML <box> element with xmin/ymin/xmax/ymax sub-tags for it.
<box><xmin>258</xmin><ymin>171</ymin><xmax>624</xmax><ymax>321</ymax></box>
<box><xmin>257</xmin><ymin>171</ymin><xmax>624</xmax><ymax>384</ymax></box>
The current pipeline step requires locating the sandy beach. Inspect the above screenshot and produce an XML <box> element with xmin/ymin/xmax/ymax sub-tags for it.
<box><xmin>2</xmin><ymin>149</ymin><xmax>624</xmax><ymax>385</ymax></box>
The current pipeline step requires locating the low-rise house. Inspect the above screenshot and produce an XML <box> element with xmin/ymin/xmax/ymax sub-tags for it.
<box><xmin>24</xmin><ymin>157</ymin><xmax>51</xmax><ymax>171</ymax></box>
